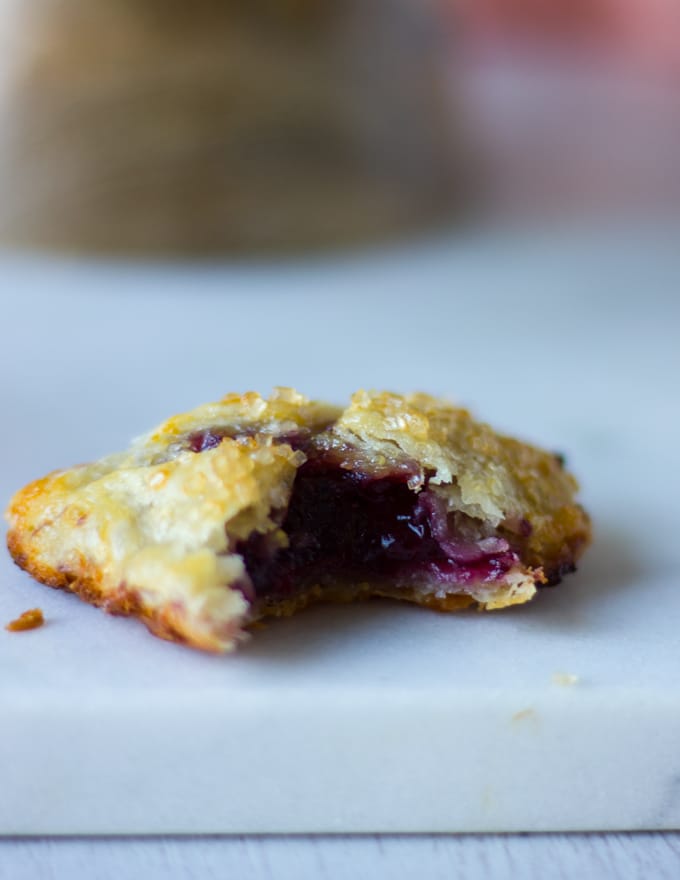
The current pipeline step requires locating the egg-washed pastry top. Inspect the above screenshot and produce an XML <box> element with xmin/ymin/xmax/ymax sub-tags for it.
<box><xmin>5</xmin><ymin>389</ymin><xmax>591</xmax><ymax>653</ymax></box>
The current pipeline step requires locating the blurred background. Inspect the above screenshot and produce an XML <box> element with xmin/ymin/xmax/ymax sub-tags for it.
<box><xmin>0</xmin><ymin>0</ymin><xmax>677</xmax><ymax>497</ymax></box>
<box><xmin>1</xmin><ymin>0</ymin><xmax>678</xmax><ymax>468</ymax></box>
<box><xmin>0</xmin><ymin>0</ymin><xmax>678</xmax><ymax>469</ymax></box>
<box><xmin>0</xmin><ymin>0</ymin><xmax>677</xmax><ymax>255</ymax></box>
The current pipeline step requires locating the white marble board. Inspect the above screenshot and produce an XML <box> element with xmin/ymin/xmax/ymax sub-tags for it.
<box><xmin>0</xmin><ymin>229</ymin><xmax>678</xmax><ymax>833</ymax></box>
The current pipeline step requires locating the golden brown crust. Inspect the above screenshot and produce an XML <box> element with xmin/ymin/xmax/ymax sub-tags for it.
<box><xmin>5</xmin><ymin>388</ymin><xmax>591</xmax><ymax>653</ymax></box>
<box><xmin>254</xmin><ymin>582</ymin><xmax>477</xmax><ymax>620</ymax></box>
<box><xmin>329</xmin><ymin>390</ymin><xmax>591</xmax><ymax>578</ymax></box>
<box><xmin>7</xmin><ymin>496</ymin><xmax>249</xmax><ymax>653</ymax></box>
<box><xmin>5</xmin><ymin>606</ymin><xmax>45</xmax><ymax>632</ymax></box>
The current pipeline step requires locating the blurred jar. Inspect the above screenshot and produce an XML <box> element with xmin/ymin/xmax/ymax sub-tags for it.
<box><xmin>0</xmin><ymin>0</ymin><xmax>468</xmax><ymax>256</ymax></box>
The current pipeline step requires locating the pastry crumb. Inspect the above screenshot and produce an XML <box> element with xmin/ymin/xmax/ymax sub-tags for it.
<box><xmin>5</xmin><ymin>608</ymin><xmax>45</xmax><ymax>632</ymax></box>
<box><xmin>551</xmin><ymin>672</ymin><xmax>579</xmax><ymax>687</ymax></box>
<box><xmin>511</xmin><ymin>707</ymin><xmax>537</xmax><ymax>724</ymax></box>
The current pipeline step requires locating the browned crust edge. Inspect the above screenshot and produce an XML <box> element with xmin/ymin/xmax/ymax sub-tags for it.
<box><xmin>253</xmin><ymin>584</ymin><xmax>478</xmax><ymax>621</ymax></box>
<box><xmin>7</xmin><ymin>509</ymin><xmax>591</xmax><ymax>653</ymax></box>
<box><xmin>7</xmin><ymin>526</ymin><xmax>482</xmax><ymax>649</ymax></box>
<box><xmin>7</xmin><ymin>526</ymin><xmax>539</xmax><ymax>653</ymax></box>
<box><xmin>6</xmin><ymin>528</ymin><xmax>223</xmax><ymax>651</ymax></box>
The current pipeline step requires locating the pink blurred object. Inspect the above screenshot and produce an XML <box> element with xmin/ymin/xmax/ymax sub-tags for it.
<box><xmin>461</xmin><ymin>58</ymin><xmax>680</xmax><ymax>222</ymax></box>
<box><xmin>448</xmin><ymin>0</ymin><xmax>680</xmax><ymax>223</ymax></box>
<box><xmin>457</xmin><ymin>0</ymin><xmax>680</xmax><ymax>77</ymax></box>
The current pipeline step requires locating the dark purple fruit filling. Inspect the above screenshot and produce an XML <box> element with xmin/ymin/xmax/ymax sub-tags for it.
<box><xmin>236</xmin><ymin>457</ymin><xmax>519</xmax><ymax>601</ymax></box>
<box><xmin>187</xmin><ymin>429</ymin><xmax>228</xmax><ymax>454</ymax></box>
<box><xmin>187</xmin><ymin>427</ymin><xmax>526</xmax><ymax>599</ymax></box>
<box><xmin>187</xmin><ymin>427</ymin><xmax>311</xmax><ymax>453</ymax></box>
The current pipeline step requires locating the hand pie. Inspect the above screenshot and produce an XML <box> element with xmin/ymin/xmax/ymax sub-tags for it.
<box><xmin>5</xmin><ymin>389</ymin><xmax>591</xmax><ymax>653</ymax></box>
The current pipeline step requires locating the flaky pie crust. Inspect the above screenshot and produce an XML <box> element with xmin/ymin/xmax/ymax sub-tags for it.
<box><xmin>5</xmin><ymin>388</ymin><xmax>591</xmax><ymax>652</ymax></box>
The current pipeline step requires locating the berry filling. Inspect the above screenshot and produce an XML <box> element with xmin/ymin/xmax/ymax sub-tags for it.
<box><xmin>187</xmin><ymin>427</ymin><xmax>311</xmax><ymax>453</ymax></box>
<box><xmin>186</xmin><ymin>428</ymin><xmax>524</xmax><ymax>601</ymax></box>
<box><xmin>236</xmin><ymin>456</ymin><xmax>519</xmax><ymax>601</ymax></box>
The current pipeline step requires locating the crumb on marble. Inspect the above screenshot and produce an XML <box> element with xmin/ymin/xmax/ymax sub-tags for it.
<box><xmin>5</xmin><ymin>608</ymin><xmax>45</xmax><ymax>632</ymax></box>
<box><xmin>511</xmin><ymin>708</ymin><xmax>537</xmax><ymax>724</ymax></box>
<box><xmin>551</xmin><ymin>672</ymin><xmax>579</xmax><ymax>687</ymax></box>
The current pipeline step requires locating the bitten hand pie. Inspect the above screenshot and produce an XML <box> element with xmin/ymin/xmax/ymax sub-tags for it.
<box><xmin>5</xmin><ymin>389</ymin><xmax>591</xmax><ymax>653</ymax></box>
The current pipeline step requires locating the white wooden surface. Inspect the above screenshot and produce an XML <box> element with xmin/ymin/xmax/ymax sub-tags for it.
<box><xmin>1</xmin><ymin>834</ymin><xmax>680</xmax><ymax>880</ymax></box>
